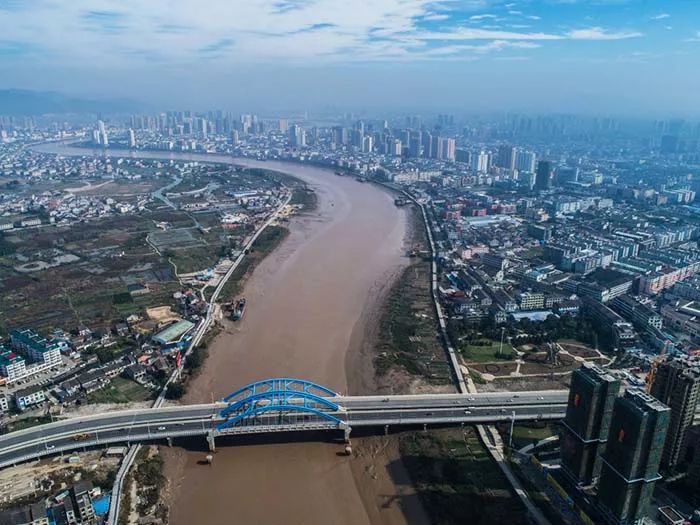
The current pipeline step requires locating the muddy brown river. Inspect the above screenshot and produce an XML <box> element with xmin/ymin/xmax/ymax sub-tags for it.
<box><xmin>33</xmin><ymin>145</ymin><xmax>424</xmax><ymax>524</ymax></box>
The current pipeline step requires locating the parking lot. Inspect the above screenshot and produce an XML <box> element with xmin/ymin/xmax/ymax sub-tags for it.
<box><xmin>0</xmin><ymin>355</ymin><xmax>77</xmax><ymax>397</ymax></box>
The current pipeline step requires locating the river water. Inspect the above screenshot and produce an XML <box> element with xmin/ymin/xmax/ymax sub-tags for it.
<box><xmin>33</xmin><ymin>145</ymin><xmax>420</xmax><ymax>524</ymax></box>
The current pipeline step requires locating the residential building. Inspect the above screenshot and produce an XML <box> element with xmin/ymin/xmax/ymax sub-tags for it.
<box><xmin>597</xmin><ymin>390</ymin><xmax>670</xmax><ymax>525</ymax></box>
<box><xmin>496</xmin><ymin>145</ymin><xmax>516</xmax><ymax>171</ymax></box>
<box><xmin>560</xmin><ymin>363</ymin><xmax>620</xmax><ymax>486</ymax></box>
<box><xmin>0</xmin><ymin>503</ymin><xmax>49</xmax><ymax>525</ymax></box>
<box><xmin>14</xmin><ymin>385</ymin><xmax>46</xmax><ymax>411</ymax></box>
<box><xmin>0</xmin><ymin>345</ymin><xmax>27</xmax><ymax>382</ymax></box>
<box><xmin>518</xmin><ymin>292</ymin><xmax>545</xmax><ymax>311</ymax></box>
<box><xmin>72</xmin><ymin>481</ymin><xmax>96</xmax><ymax>523</ymax></box>
<box><xmin>10</xmin><ymin>329</ymin><xmax>62</xmax><ymax>368</ymax></box>
<box><xmin>472</xmin><ymin>151</ymin><xmax>489</xmax><ymax>173</ymax></box>
<box><xmin>686</xmin><ymin>426</ymin><xmax>700</xmax><ymax>504</ymax></box>
<box><xmin>515</xmin><ymin>150</ymin><xmax>537</xmax><ymax>173</ymax></box>
<box><xmin>611</xmin><ymin>295</ymin><xmax>662</xmax><ymax>331</ymax></box>
<box><xmin>650</xmin><ymin>357</ymin><xmax>700</xmax><ymax>470</ymax></box>
<box><xmin>535</xmin><ymin>160</ymin><xmax>552</xmax><ymax>190</ymax></box>
<box><xmin>583</xmin><ymin>298</ymin><xmax>638</xmax><ymax>350</ymax></box>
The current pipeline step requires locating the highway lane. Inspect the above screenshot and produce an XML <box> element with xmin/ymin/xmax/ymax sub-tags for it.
<box><xmin>0</xmin><ymin>404</ymin><xmax>566</xmax><ymax>467</ymax></box>
<box><xmin>339</xmin><ymin>390</ymin><xmax>567</xmax><ymax>409</ymax></box>
<box><xmin>0</xmin><ymin>392</ymin><xmax>566</xmax><ymax>450</ymax></box>
<box><xmin>2</xmin><ymin>391</ymin><xmax>697</xmax><ymax>469</ymax></box>
<box><xmin>0</xmin><ymin>404</ymin><xmax>223</xmax><ymax>450</ymax></box>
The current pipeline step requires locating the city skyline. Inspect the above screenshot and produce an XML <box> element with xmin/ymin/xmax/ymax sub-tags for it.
<box><xmin>1</xmin><ymin>0</ymin><xmax>699</xmax><ymax>115</ymax></box>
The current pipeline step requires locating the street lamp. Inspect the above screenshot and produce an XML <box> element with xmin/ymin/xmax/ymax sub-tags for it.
<box><xmin>508</xmin><ymin>410</ymin><xmax>516</xmax><ymax>449</ymax></box>
<box><xmin>498</xmin><ymin>327</ymin><xmax>506</xmax><ymax>358</ymax></box>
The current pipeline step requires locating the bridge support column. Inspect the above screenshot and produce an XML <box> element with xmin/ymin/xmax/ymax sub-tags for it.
<box><xmin>344</xmin><ymin>426</ymin><xmax>352</xmax><ymax>443</ymax></box>
<box><xmin>206</xmin><ymin>431</ymin><xmax>216</xmax><ymax>453</ymax></box>
<box><xmin>423</xmin><ymin>423</ymin><xmax>427</xmax><ymax>433</ymax></box>
<box><xmin>384</xmin><ymin>424</ymin><xmax>389</xmax><ymax>436</ymax></box>
<box><xmin>166</xmin><ymin>437</ymin><xmax>173</xmax><ymax>447</ymax></box>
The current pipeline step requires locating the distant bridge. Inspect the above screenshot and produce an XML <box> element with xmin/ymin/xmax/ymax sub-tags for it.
<box><xmin>1</xmin><ymin>378</ymin><xmax>698</xmax><ymax>468</ymax></box>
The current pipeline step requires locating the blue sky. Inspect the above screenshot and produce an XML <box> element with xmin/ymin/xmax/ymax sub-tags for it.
<box><xmin>1</xmin><ymin>0</ymin><xmax>699</xmax><ymax>114</ymax></box>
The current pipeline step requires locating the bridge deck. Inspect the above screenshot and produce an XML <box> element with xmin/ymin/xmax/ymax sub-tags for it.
<box><xmin>0</xmin><ymin>390</ymin><xmax>697</xmax><ymax>469</ymax></box>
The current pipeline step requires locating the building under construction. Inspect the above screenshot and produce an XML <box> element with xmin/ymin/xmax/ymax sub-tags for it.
<box><xmin>650</xmin><ymin>356</ymin><xmax>700</xmax><ymax>471</ymax></box>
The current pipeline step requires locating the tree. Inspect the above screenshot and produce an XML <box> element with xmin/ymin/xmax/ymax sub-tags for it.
<box><xmin>185</xmin><ymin>347</ymin><xmax>206</xmax><ymax>371</ymax></box>
<box><xmin>165</xmin><ymin>382</ymin><xmax>185</xmax><ymax>400</ymax></box>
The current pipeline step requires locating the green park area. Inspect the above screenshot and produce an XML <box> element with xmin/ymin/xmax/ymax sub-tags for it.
<box><xmin>460</xmin><ymin>339</ymin><xmax>515</xmax><ymax>362</ymax></box>
<box><xmin>87</xmin><ymin>377</ymin><xmax>154</xmax><ymax>404</ymax></box>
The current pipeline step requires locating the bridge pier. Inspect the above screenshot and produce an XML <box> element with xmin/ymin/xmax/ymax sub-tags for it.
<box><xmin>206</xmin><ymin>431</ymin><xmax>216</xmax><ymax>453</ymax></box>
<box><xmin>343</xmin><ymin>426</ymin><xmax>352</xmax><ymax>443</ymax></box>
<box><xmin>166</xmin><ymin>437</ymin><xmax>173</xmax><ymax>447</ymax></box>
<box><xmin>384</xmin><ymin>424</ymin><xmax>389</xmax><ymax>436</ymax></box>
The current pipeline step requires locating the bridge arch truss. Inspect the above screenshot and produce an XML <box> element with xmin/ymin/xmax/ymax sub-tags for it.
<box><xmin>216</xmin><ymin>378</ymin><xmax>347</xmax><ymax>433</ymax></box>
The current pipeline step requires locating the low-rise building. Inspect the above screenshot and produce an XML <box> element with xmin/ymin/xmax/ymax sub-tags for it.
<box><xmin>584</xmin><ymin>298</ymin><xmax>638</xmax><ymax>350</ymax></box>
<box><xmin>518</xmin><ymin>291</ymin><xmax>545</xmax><ymax>310</ymax></box>
<box><xmin>14</xmin><ymin>386</ymin><xmax>46</xmax><ymax>411</ymax></box>
<box><xmin>611</xmin><ymin>295</ymin><xmax>663</xmax><ymax>331</ymax></box>
<box><xmin>0</xmin><ymin>502</ymin><xmax>48</xmax><ymax>525</ymax></box>
<box><xmin>72</xmin><ymin>481</ymin><xmax>96</xmax><ymax>523</ymax></box>
<box><xmin>152</xmin><ymin>319</ymin><xmax>195</xmax><ymax>348</ymax></box>
<box><xmin>123</xmin><ymin>363</ymin><xmax>146</xmax><ymax>382</ymax></box>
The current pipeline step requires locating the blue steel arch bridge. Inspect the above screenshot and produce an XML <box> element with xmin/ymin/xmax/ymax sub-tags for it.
<box><xmin>208</xmin><ymin>378</ymin><xmax>350</xmax><ymax>449</ymax></box>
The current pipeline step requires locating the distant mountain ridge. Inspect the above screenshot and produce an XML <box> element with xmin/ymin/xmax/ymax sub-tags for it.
<box><xmin>0</xmin><ymin>89</ymin><xmax>143</xmax><ymax>116</ymax></box>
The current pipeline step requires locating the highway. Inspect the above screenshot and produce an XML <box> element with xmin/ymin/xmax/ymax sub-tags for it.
<box><xmin>0</xmin><ymin>391</ymin><xmax>567</xmax><ymax>468</ymax></box>
<box><xmin>2</xmin><ymin>390</ymin><xmax>699</xmax><ymax>469</ymax></box>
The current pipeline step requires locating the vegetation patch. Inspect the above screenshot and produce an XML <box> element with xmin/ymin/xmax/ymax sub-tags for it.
<box><xmin>459</xmin><ymin>339</ymin><xmax>515</xmax><ymax>362</ymax></box>
<box><xmin>399</xmin><ymin>428</ymin><xmax>527</xmax><ymax>524</ymax></box>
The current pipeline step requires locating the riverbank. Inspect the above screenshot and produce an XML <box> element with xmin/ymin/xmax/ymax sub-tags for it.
<box><xmin>346</xmin><ymin>197</ymin><xmax>534</xmax><ymax>525</ymax></box>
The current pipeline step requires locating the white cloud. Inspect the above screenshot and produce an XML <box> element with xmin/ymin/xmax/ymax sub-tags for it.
<box><xmin>566</xmin><ymin>27</ymin><xmax>643</xmax><ymax>40</ymax></box>
<box><xmin>418</xmin><ymin>27</ymin><xmax>563</xmax><ymax>41</ymax></box>
<box><xmin>686</xmin><ymin>31</ymin><xmax>700</xmax><ymax>42</ymax></box>
<box><xmin>423</xmin><ymin>13</ymin><xmax>450</xmax><ymax>21</ymax></box>
<box><xmin>650</xmin><ymin>13</ymin><xmax>670</xmax><ymax>20</ymax></box>
<box><xmin>0</xmin><ymin>0</ymin><xmax>647</xmax><ymax>66</ymax></box>
<box><xmin>527</xmin><ymin>15</ymin><xmax>541</xmax><ymax>20</ymax></box>
<box><xmin>414</xmin><ymin>40</ymin><xmax>539</xmax><ymax>59</ymax></box>
<box><xmin>469</xmin><ymin>14</ymin><xmax>499</xmax><ymax>21</ymax></box>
